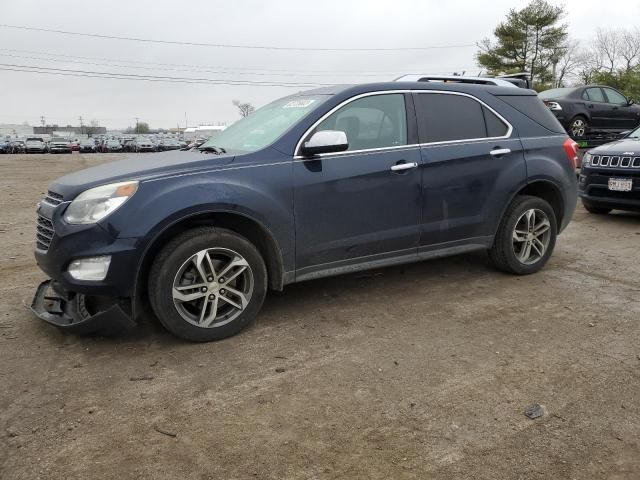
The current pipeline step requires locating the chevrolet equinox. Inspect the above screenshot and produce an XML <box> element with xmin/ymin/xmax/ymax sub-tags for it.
<box><xmin>31</xmin><ymin>82</ymin><xmax>578</xmax><ymax>341</ymax></box>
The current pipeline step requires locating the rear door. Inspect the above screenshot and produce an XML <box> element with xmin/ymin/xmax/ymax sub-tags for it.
<box><xmin>413</xmin><ymin>92</ymin><xmax>527</xmax><ymax>248</ymax></box>
<box><xmin>583</xmin><ymin>87</ymin><xmax>611</xmax><ymax>129</ymax></box>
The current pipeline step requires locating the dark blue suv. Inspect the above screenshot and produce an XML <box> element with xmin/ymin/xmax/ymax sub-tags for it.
<box><xmin>31</xmin><ymin>82</ymin><xmax>578</xmax><ymax>341</ymax></box>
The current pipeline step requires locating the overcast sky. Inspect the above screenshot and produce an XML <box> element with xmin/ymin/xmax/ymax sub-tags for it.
<box><xmin>0</xmin><ymin>0</ymin><xmax>638</xmax><ymax>129</ymax></box>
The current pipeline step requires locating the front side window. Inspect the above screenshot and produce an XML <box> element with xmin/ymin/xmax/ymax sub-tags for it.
<box><xmin>415</xmin><ymin>93</ymin><xmax>508</xmax><ymax>143</ymax></box>
<box><xmin>313</xmin><ymin>94</ymin><xmax>407</xmax><ymax>151</ymax></box>
<box><xmin>603</xmin><ymin>88</ymin><xmax>627</xmax><ymax>105</ymax></box>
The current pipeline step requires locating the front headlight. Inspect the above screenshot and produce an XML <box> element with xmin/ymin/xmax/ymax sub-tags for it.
<box><xmin>64</xmin><ymin>181</ymin><xmax>138</xmax><ymax>224</ymax></box>
<box><xmin>582</xmin><ymin>152</ymin><xmax>592</xmax><ymax>167</ymax></box>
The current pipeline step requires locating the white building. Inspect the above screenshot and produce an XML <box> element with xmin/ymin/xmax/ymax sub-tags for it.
<box><xmin>0</xmin><ymin>123</ymin><xmax>34</xmax><ymax>138</ymax></box>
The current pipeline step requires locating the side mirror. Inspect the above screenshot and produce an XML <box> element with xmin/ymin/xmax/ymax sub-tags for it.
<box><xmin>301</xmin><ymin>130</ymin><xmax>348</xmax><ymax>156</ymax></box>
<box><xmin>628</xmin><ymin>98</ymin><xmax>635</xmax><ymax>105</ymax></box>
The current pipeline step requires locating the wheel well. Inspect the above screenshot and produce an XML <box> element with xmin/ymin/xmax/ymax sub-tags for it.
<box><xmin>136</xmin><ymin>212</ymin><xmax>284</xmax><ymax>310</ymax></box>
<box><xmin>517</xmin><ymin>182</ymin><xmax>564</xmax><ymax>228</ymax></box>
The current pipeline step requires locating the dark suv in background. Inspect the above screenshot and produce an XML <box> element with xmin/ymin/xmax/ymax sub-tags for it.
<box><xmin>579</xmin><ymin>126</ymin><xmax>640</xmax><ymax>213</ymax></box>
<box><xmin>31</xmin><ymin>82</ymin><xmax>578</xmax><ymax>342</ymax></box>
<box><xmin>540</xmin><ymin>85</ymin><xmax>640</xmax><ymax>139</ymax></box>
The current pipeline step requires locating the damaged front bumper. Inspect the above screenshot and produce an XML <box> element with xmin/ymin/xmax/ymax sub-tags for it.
<box><xmin>30</xmin><ymin>280</ymin><xmax>136</xmax><ymax>336</ymax></box>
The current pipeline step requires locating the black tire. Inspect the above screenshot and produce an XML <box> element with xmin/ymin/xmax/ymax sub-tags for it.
<box><xmin>489</xmin><ymin>195</ymin><xmax>558</xmax><ymax>275</ymax></box>
<box><xmin>582</xmin><ymin>200</ymin><xmax>611</xmax><ymax>215</ymax></box>
<box><xmin>148</xmin><ymin>227</ymin><xmax>268</xmax><ymax>342</ymax></box>
<box><xmin>568</xmin><ymin>115</ymin><xmax>589</xmax><ymax>138</ymax></box>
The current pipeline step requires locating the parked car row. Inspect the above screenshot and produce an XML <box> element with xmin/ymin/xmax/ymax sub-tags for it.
<box><xmin>1</xmin><ymin>135</ymin><xmax>191</xmax><ymax>154</ymax></box>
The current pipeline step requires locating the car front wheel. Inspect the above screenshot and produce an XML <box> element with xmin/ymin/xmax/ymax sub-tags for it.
<box><xmin>148</xmin><ymin>227</ymin><xmax>267</xmax><ymax>342</ymax></box>
<box><xmin>489</xmin><ymin>195</ymin><xmax>557</xmax><ymax>275</ymax></box>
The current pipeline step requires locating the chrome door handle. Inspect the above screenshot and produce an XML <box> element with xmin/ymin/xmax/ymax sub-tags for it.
<box><xmin>390</xmin><ymin>162</ymin><xmax>418</xmax><ymax>171</ymax></box>
<box><xmin>490</xmin><ymin>148</ymin><xmax>511</xmax><ymax>156</ymax></box>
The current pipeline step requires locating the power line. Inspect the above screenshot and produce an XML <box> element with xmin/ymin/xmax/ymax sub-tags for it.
<box><xmin>0</xmin><ymin>48</ymin><xmax>480</xmax><ymax>77</ymax></box>
<box><xmin>0</xmin><ymin>24</ymin><xmax>476</xmax><ymax>52</ymax></box>
<box><xmin>0</xmin><ymin>63</ymin><xmax>334</xmax><ymax>87</ymax></box>
<box><xmin>0</xmin><ymin>52</ymin><xmax>479</xmax><ymax>80</ymax></box>
<box><xmin>0</xmin><ymin>52</ymin><xmax>385</xmax><ymax>79</ymax></box>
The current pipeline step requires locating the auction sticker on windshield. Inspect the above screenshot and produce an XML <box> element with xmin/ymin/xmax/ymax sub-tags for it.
<box><xmin>608</xmin><ymin>178</ymin><xmax>633</xmax><ymax>192</ymax></box>
<box><xmin>283</xmin><ymin>99</ymin><xmax>316</xmax><ymax>109</ymax></box>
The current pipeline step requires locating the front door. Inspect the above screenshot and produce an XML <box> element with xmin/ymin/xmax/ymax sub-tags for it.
<box><xmin>602</xmin><ymin>87</ymin><xmax>640</xmax><ymax>129</ymax></box>
<box><xmin>293</xmin><ymin>93</ymin><xmax>422</xmax><ymax>278</ymax></box>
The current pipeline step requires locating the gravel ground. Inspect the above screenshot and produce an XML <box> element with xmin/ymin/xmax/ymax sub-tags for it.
<box><xmin>0</xmin><ymin>153</ymin><xmax>639</xmax><ymax>480</ymax></box>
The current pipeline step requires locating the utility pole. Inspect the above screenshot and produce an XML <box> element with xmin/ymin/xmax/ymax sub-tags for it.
<box><xmin>78</xmin><ymin>116</ymin><xmax>84</xmax><ymax>135</ymax></box>
<box><xmin>135</xmin><ymin>117</ymin><xmax>139</xmax><ymax>134</ymax></box>
<box><xmin>40</xmin><ymin>116</ymin><xmax>45</xmax><ymax>127</ymax></box>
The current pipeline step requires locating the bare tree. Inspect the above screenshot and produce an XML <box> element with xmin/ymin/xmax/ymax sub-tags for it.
<box><xmin>593</xmin><ymin>28</ymin><xmax>622</xmax><ymax>73</ymax></box>
<box><xmin>620</xmin><ymin>28</ymin><xmax>640</xmax><ymax>72</ymax></box>
<box><xmin>232</xmin><ymin>100</ymin><xmax>255</xmax><ymax>118</ymax></box>
<box><xmin>552</xmin><ymin>40</ymin><xmax>582</xmax><ymax>87</ymax></box>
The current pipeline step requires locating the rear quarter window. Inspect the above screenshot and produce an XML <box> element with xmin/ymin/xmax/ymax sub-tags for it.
<box><xmin>496</xmin><ymin>95</ymin><xmax>565</xmax><ymax>134</ymax></box>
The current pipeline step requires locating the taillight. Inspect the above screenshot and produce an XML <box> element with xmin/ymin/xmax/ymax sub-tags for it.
<box><xmin>563</xmin><ymin>138</ymin><xmax>579</xmax><ymax>169</ymax></box>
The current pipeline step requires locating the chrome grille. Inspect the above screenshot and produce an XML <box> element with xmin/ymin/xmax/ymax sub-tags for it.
<box><xmin>591</xmin><ymin>155</ymin><xmax>640</xmax><ymax>169</ymax></box>
<box><xmin>36</xmin><ymin>215</ymin><xmax>54</xmax><ymax>251</ymax></box>
<box><xmin>44</xmin><ymin>190</ymin><xmax>64</xmax><ymax>206</ymax></box>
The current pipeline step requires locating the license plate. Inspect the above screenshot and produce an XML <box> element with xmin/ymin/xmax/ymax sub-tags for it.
<box><xmin>608</xmin><ymin>178</ymin><xmax>633</xmax><ymax>192</ymax></box>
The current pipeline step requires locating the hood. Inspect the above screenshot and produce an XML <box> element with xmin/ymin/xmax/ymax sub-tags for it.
<box><xmin>51</xmin><ymin>149</ymin><xmax>236</xmax><ymax>199</ymax></box>
<box><xmin>591</xmin><ymin>137</ymin><xmax>640</xmax><ymax>155</ymax></box>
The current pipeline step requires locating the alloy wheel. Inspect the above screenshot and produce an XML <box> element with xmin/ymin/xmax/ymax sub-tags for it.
<box><xmin>570</xmin><ymin>118</ymin><xmax>586</xmax><ymax>137</ymax></box>
<box><xmin>512</xmin><ymin>209</ymin><xmax>552</xmax><ymax>265</ymax></box>
<box><xmin>172</xmin><ymin>247</ymin><xmax>254</xmax><ymax>328</ymax></box>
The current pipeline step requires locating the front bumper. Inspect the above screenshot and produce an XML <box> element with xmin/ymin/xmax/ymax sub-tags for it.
<box><xmin>579</xmin><ymin>168</ymin><xmax>640</xmax><ymax>211</ymax></box>
<box><xmin>35</xmin><ymin>200</ymin><xmax>141</xmax><ymax>297</ymax></box>
<box><xmin>30</xmin><ymin>280</ymin><xmax>136</xmax><ymax>335</ymax></box>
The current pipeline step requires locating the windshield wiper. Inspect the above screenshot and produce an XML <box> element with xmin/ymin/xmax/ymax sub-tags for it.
<box><xmin>198</xmin><ymin>145</ymin><xmax>226</xmax><ymax>154</ymax></box>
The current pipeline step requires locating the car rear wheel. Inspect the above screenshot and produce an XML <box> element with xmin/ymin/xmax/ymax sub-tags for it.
<box><xmin>489</xmin><ymin>195</ymin><xmax>557</xmax><ymax>275</ymax></box>
<box><xmin>148</xmin><ymin>227</ymin><xmax>267</xmax><ymax>342</ymax></box>
<box><xmin>568</xmin><ymin>116</ymin><xmax>589</xmax><ymax>138</ymax></box>
<box><xmin>582</xmin><ymin>200</ymin><xmax>611</xmax><ymax>215</ymax></box>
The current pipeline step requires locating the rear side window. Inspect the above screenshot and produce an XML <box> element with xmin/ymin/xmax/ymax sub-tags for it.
<box><xmin>496</xmin><ymin>95</ymin><xmax>565</xmax><ymax>134</ymax></box>
<box><xmin>483</xmin><ymin>107</ymin><xmax>509</xmax><ymax>137</ymax></box>
<box><xmin>585</xmin><ymin>87</ymin><xmax>605</xmax><ymax>102</ymax></box>
<box><xmin>315</xmin><ymin>94</ymin><xmax>407</xmax><ymax>151</ymax></box>
<box><xmin>414</xmin><ymin>93</ymin><xmax>508</xmax><ymax>143</ymax></box>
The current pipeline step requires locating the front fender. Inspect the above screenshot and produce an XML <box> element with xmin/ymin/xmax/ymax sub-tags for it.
<box><xmin>101</xmin><ymin>161</ymin><xmax>295</xmax><ymax>270</ymax></box>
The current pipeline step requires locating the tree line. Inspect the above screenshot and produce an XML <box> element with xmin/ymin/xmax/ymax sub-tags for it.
<box><xmin>477</xmin><ymin>0</ymin><xmax>640</xmax><ymax>99</ymax></box>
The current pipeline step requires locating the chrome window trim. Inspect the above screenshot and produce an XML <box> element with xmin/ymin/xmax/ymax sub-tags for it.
<box><xmin>294</xmin><ymin>89</ymin><xmax>514</xmax><ymax>159</ymax></box>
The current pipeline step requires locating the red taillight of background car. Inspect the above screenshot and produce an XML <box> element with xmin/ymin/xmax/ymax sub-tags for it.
<box><xmin>563</xmin><ymin>138</ymin><xmax>579</xmax><ymax>169</ymax></box>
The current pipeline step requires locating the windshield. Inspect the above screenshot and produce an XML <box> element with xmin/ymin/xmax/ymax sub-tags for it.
<box><xmin>627</xmin><ymin>127</ymin><xmax>640</xmax><ymax>139</ymax></box>
<box><xmin>539</xmin><ymin>88</ymin><xmax>574</xmax><ymax>99</ymax></box>
<box><xmin>200</xmin><ymin>94</ymin><xmax>328</xmax><ymax>153</ymax></box>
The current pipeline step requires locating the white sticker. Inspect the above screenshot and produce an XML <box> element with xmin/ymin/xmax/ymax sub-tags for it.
<box><xmin>283</xmin><ymin>99</ymin><xmax>316</xmax><ymax>109</ymax></box>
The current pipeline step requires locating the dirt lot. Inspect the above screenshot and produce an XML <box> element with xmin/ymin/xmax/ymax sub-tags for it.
<box><xmin>0</xmin><ymin>153</ymin><xmax>639</xmax><ymax>479</ymax></box>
